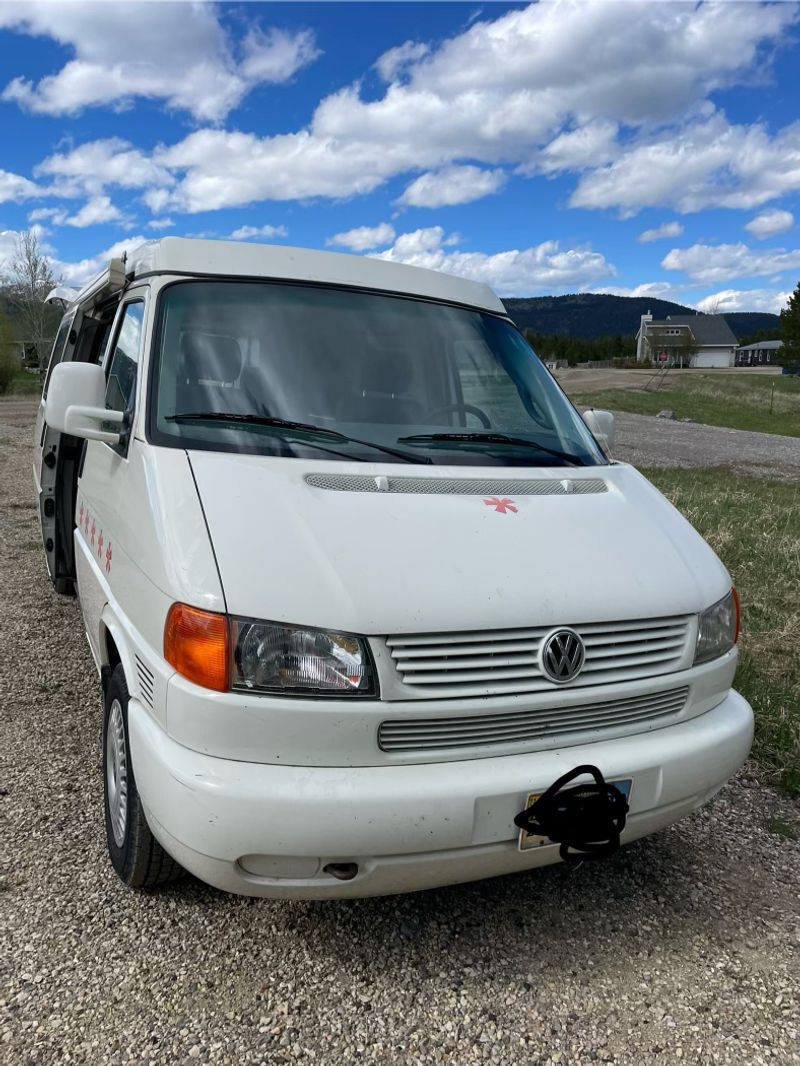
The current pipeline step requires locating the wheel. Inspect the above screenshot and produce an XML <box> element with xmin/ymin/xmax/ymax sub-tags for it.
<box><xmin>102</xmin><ymin>664</ymin><xmax>183</xmax><ymax>888</ymax></box>
<box><xmin>421</xmin><ymin>402</ymin><xmax>492</xmax><ymax>428</ymax></box>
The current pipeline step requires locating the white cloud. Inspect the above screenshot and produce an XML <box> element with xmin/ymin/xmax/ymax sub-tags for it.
<box><xmin>146</xmin><ymin>217</ymin><xmax>174</xmax><ymax>230</ymax></box>
<box><xmin>53</xmin><ymin>236</ymin><xmax>148</xmax><ymax>288</ymax></box>
<box><xmin>571</xmin><ymin>114</ymin><xmax>800</xmax><ymax>216</ymax></box>
<box><xmin>140</xmin><ymin>1</ymin><xmax>797</xmax><ymax>214</ymax></box>
<box><xmin>228</xmin><ymin>224</ymin><xmax>288</xmax><ymax>241</ymax></box>
<box><xmin>372</xmin><ymin>227</ymin><xmax>614</xmax><ymax>297</ymax></box>
<box><xmin>696</xmin><ymin>288</ymin><xmax>790</xmax><ymax>314</ymax></box>
<box><xmin>638</xmin><ymin>222</ymin><xmax>684</xmax><ymax>243</ymax></box>
<box><xmin>0</xmin><ymin>4</ymin><xmax>319</xmax><ymax>122</ymax></box>
<box><xmin>662</xmin><ymin>242</ymin><xmax>800</xmax><ymax>284</ymax></box>
<box><xmin>36</xmin><ymin>137</ymin><xmax>172</xmax><ymax>193</ymax></box>
<box><xmin>398</xmin><ymin>166</ymin><xmax>506</xmax><ymax>208</ymax></box>
<box><xmin>64</xmin><ymin>195</ymin><xmax>124</xmax><ymax>228</ymax></box>
<box><xmin>537</xmin><ymin>121</ymin><xmax>618</xmax><ymax>174</ymax></box>
<box><xmin>0</xmin><ymin>168</ymin><xmax>42</xmax><ymax>203</ymax></box>
<box><xmin>744</xmin><ymin>209</ymin><xmax>794</xmax><ymax>239</ymax></box>
<box><xmin>239</xmin><ymin>27</ymin><xmax>319</xmax><ymax>84</ymax></box>
<box><xmin>375</xmin><ymin>40</ymin><xmax>430</xmax><ymax>82</ymax></box>
<box><xmin>326</xmin><ymin>223</ymin><xmax>396</xmax><ymax>252</ymax></box>
<box><xmin>597</xmin><ymin>282</ymin><xmax>683</xmax><ymax>300</ymax></box>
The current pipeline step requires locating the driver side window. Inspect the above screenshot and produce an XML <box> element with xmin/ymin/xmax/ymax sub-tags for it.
<box><xmin>105</xmin><ymin>301</ymin><xmax>144</xmax><ymax>414</ymax></box>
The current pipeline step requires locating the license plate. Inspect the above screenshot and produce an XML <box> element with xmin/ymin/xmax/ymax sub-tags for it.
<box><xmin>518</xmin><ymin>778</ymin><xmax>632</xmax><ymax>851</ymax></box>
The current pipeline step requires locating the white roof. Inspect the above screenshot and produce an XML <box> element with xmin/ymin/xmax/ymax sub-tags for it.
<box><xmin>123</xmin><ymin>237</ymin><xmax>506</xmax><ymax>314</ymax></box>
<box><xmin>737</xmin><ymin>339</ymin><xmax>783</xmax><ymax>351</ymax></box>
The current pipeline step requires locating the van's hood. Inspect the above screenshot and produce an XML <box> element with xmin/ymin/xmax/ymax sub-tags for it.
<box><xmin>188</xmin><ymin>453</ymin><xmax>730</xmax><ymax>634</ymax></box>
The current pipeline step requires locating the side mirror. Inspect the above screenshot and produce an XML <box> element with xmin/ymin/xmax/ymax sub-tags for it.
<box><xmin>45</xmin><ymin>362</ymin><xmax>124</xmax><ymax>446</ymax></box>
<box><xmin>582</xmin><ymin>408</ymin><xmax>615</xmax><ymax>454</ymax></box>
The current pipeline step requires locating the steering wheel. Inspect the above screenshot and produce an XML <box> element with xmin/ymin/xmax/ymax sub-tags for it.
<box><xmin>422</xmin><ymin>402</ymin><xmax>492</xmax><ymax>428</ymax></box>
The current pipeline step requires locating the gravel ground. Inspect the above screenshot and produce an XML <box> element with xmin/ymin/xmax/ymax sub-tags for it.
<box><xmin>2</xmin><ymin>397</ymin><xmax>800</xmax><ymax>1066</ymax></box>
<box><xmin>609</xmin><ymin>412</ymin><xmax>800</xmax><ymax>480</ymax></box>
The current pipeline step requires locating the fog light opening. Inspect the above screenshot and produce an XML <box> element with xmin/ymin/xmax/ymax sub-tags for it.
<box><xmin>323</xmin><ymin>862</ymin><xmax>359</xmax><ymax>881</ymax></box>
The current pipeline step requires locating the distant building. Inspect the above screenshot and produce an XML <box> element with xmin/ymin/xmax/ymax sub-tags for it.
<box><xmin>735</xmin><ymin>339</ymin><xmax>783</xmax><ymax>367</ymax></box>
<box><xmin>636</xmin><ymin>313</ymin><xmax>739</xmax><ymax>368</ymax></box>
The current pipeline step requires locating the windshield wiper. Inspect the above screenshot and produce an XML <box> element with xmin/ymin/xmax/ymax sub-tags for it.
<box><xmin>396</xmin><ymin>431</ymin><xmax>585</xmax><ymax>466</ymax></box>
<box><xmin>165</xmin><ymin>412</ymin><xmax>431</xmax><ymax>465</ymax></box>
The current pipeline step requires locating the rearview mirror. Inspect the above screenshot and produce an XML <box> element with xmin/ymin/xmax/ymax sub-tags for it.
<box><xmin>582</xmin><ymin>408</ymin><xmax>615</xmax><ymax>454</ymax></box>
<box><xmin>45</xmin><ymin>362</ymin><xmax>123</xmax><ymax>445</ymax></box>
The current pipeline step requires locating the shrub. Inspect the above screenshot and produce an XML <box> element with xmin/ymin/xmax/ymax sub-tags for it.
<box><xmin>0</xmin><ymin>349</ymin><xmax>17</xmax><ymax>395</ymax></box>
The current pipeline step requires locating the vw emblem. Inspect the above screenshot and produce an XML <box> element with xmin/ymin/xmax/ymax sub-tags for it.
<box><xmin>540</xmin><ymin>628</ymin><xmax>585</xmax><ymax>684</ymax></box>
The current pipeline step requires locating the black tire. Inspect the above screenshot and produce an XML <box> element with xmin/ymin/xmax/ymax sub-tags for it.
<box><xmin>102</xmin><ymin>663</ymin><xmax>183</xmax><ymax>888</ymax></box>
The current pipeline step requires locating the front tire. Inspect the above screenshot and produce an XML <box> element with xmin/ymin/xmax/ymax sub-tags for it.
<box><xmin>102</xmin><ymin>664</ymin><xmax>183</xmax><ymax>888</ymax></box>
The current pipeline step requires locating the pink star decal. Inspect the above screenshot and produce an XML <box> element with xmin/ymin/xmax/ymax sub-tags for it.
<box><xmin>483</xmin><ymin>496</ymin><xmax>518</xmax><ymax>514</ymax></box>
<box><xmin>90</xmin><ymin>519</ymin><xmax>96</xmax><ymax>546</ymax></box>
<box><xmin>105</xmin><ymin>543</ymin><xmax>113</xmax><ymax>574</ymax></box>
<box><xmin>84</xmin><ymin>512</ymin><xmax>90</xmax><ymax>534</ymax></box>
<box><xmin>78</xmin><ymin>501</ymin><xmax>84</xmax><ymax>524</ymax></box>
<box><xmin>97</xmin><ymin>532</ymin><xmax>103</xmax><ymax>558</ymax></box>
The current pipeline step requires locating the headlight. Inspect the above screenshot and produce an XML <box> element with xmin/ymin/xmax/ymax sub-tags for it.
<box><xmin>231</xmin><ymin>618</ymin><xmax>377</xmax><ymax>696</ymax></box>
<box><xmin>694</xmin><ymin>588</ymin><xmax>740</xmax><ymax>665</ymax></box>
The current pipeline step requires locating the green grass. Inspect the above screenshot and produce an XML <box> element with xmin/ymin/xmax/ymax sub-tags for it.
<box><xmin>767</xmin><ymin>816</ymin><xmax>798</xmax><ymax>841</ymax></box>
<box><xmin>7</xmin><ymin>369</ymin><xmax>43</xmax><ymax>395</ymax></box>
<box><xmin>644</xmin><ymin>467</ymin><xmax>800</xmax><ymax>795</ymax></box>
<box><xmin>575</xmin><ymin>372</ymin><xmax>800</xmax><ymax>437</ymax></box>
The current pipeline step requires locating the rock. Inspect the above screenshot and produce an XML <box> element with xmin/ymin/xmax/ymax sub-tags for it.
<box><xmin>656</xmin><ymin>409</ymin><xmax>676</xmax><ymax>420</ymax></box>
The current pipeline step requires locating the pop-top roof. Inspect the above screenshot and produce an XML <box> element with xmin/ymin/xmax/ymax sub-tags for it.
<box><xmin>115</xmin><ymin>237</ymin><xmax>506</xmax><ymax>314</ymax></box>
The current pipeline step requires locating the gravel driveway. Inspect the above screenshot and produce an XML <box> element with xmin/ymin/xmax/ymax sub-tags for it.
<box><xmin>609</xmin><ymin>412</ymin><xmax>800</xmax><ymax>480</ymax></box>
<box><xmin>2</xmin><ymin>398</ymin><xmax>799</xmax><ymax>1066</ymax></box>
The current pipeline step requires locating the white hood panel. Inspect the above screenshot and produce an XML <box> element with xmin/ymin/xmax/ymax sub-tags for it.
<box><xmin>188</xmin><ymin>453</ymin><xmax>730</xmax><ymax>634</ymax></box>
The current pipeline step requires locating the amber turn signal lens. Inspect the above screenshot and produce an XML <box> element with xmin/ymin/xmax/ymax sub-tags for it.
<box><xmin>164</xmin><ymin>603</ymin><xmax>229</xmax><ymax>692</ymax></box>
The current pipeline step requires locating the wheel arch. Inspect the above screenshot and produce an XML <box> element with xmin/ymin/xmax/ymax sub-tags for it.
<box><xmin>99</xmin><ymin>606</ymin><xmax>137</xmax><ymax>695</ymax></box>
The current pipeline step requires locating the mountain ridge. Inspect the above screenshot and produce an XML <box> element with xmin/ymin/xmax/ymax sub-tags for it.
<box><xmin>502</xmin><ymin>293</ymin><xmax>780</xmax><ymax>341</ymax></box>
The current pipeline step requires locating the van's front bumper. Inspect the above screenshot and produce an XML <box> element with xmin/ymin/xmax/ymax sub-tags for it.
<box><xmin>129</xmin><ymin>690</ymin><xmax>753</xmax><ymax>899</ymax></box>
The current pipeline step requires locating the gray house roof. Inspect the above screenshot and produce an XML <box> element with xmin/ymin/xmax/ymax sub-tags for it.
<box><xmin>738</xmin><ymin>339</ymin><xmax>783</xmax><ymax>352</ymax></box>
<box><xmin>655</xmin><ymin>314</ymin><xmax>738</xmax><ymax>347</ymax></box>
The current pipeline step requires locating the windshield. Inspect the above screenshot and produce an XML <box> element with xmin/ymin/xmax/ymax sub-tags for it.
<box><xmin>149</xmin><ymin>280</ymin><xmax>605</xmax><ymax>467</ymax></box>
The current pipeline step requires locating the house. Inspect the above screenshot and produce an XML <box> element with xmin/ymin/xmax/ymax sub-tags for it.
<box><xmin>735</xmin><ymin>339</ymin><xmax>783</xmax><ymax>367</ymax></box>
<box><xmin>636</xmin><ymin>312</ymin><xmax>739</xmax><ymax>368</ymax></box>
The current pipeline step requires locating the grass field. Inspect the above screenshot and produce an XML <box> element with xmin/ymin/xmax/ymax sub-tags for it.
<box><xmin>645</xmin><ymin>467</ymin><xmax>800</xmax><ymax>795</ymax></box>
<box><xmin>575</xmin><ymin>372</ymin><xmax>800</xmax><ymax>437</ymax></box>
<box><xmin>7</xmin><ymin>369</ymin><xmax>42</xmax><ymax>395</ymax></box>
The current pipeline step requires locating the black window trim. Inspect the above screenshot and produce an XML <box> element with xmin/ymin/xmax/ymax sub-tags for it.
<box><xmin>103</xmin><ymin>292</ymin><xmax>147</xmax><ymax>458</ymax></box>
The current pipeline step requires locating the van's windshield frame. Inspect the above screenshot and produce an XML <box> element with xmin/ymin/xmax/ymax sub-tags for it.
<box><xmin>145</xmin><ymin>278</ymin><xmax>607</xmax><ymax>468</ymax></box>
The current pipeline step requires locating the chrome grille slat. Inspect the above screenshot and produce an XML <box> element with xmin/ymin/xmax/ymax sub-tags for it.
<box><xmin>387</xmin><ymin>615</ymin><xmax>692</xmax><ymax>697</ymax></box>
<box><xmin>385</xmin><ymin>690</ymin><xmax>687</xmax><ymax>737</ymax></box>
<box><xmin>379</xmin><ymin>687</ymin><xmax>689</xmax><ymax>752</ymax></box>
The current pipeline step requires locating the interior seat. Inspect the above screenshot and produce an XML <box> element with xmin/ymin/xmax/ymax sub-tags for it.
<box><xmin>336</xmin><ymin>347</ymin><xmax>424</xmax><ymax>424</ymax></box>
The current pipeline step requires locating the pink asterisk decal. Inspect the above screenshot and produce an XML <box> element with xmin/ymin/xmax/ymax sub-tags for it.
<box><xmin>78</xmin><ymin>501</ymin><xmax>84</xmax><ymax>524</ymax></box>
<box><xmin>97</xmin><ymin>531</ymin><xmax>103</xmax><ymax>558</ymax></box>
<box><xmin>105</xmin><ymin>543</ymin><xmax>112</xmax><ymax>574</ymax></box>
<box><xmin>90</xmin><ymin>519</ymin><xmax>96</xmax><ymax>546</ymax></box>
<box><xmin>84</xmin><ymin>512</ymin><xmax>90</xmax><ymax>534</ymax></box>
<box><xmin>483</xmin><ymin>497</ymin><xmax>518</xmax><ymax>514</ymax></box>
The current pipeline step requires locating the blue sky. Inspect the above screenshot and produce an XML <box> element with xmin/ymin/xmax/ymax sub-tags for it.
<box><xmin>1</xmin><ymin>1</ymin><xmax>799</xmax><ymax>313</ymax></box>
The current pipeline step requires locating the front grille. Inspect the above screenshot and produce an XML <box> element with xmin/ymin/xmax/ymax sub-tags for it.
<box><xmin>379</xmin><ymin>686</ymin><xmax>690</xmax><ymax>752</ymax></box>
<box><xmin>386</xmin><ymin>615</ymin><xmax>692</xmax><ymax>698</ymax></box>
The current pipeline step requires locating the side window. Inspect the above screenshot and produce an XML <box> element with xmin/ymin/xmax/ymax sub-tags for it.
<box><xmin>43</xmin><ymin>314</ymin><xmax>75</xmax><ymax>399</ymax></box>
<box><xmin>105</xmin><ymin>302</ymin><xmax>144</xmax><ymax>414</ymax></box>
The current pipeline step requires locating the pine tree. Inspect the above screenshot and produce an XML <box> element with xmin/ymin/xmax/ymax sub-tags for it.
<box><xmin>779</xmin><ymin>280</ymin><xmax>800</xmax><ymax>366</ymax></box>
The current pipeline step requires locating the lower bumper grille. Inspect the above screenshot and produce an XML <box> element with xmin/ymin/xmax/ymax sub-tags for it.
<box><xmin>378</xmin><ymin>686</ymin><xmax>690</xmax><ymax>753</ymax></box>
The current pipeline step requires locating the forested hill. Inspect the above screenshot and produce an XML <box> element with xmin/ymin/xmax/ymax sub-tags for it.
<box><xmin>502</xmin><ymin>293</ymin><xmax>779</xmax><ymax>341</ymax></box>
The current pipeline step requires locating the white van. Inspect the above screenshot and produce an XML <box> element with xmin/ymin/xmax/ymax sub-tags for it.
<box><xmin>36</xmin><ymin>238</ymin><xmax>753</xmax><ymax>898</ymax></box>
